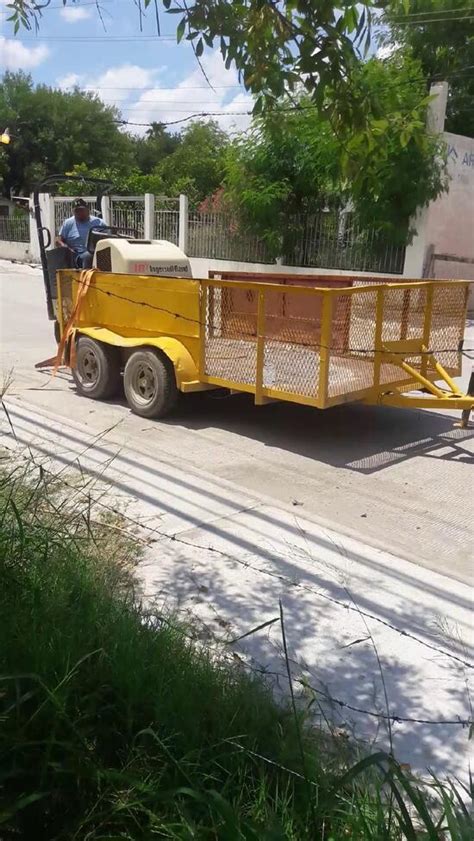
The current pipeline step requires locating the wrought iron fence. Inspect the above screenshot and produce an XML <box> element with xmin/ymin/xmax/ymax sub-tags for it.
<box><xmin>283</xmin><ymin>212</ymin><xmax>405</xmax><ymax>274</ymax></box>
<box><xmin>0</xmin><ymin>216</ymin><xmax>30</xmax><ymax>242</ymax></box>
<box><xmin>50</xmin><ymin>196</ymin><xmax>406</xmax><ymax>275</ymax></box>
<box><xmin>154</xmin><ymin>210</ymin><xmax>180</xmax><ymax>244</ymax></box>
<box><xmin>110</xmin><ymin>197</ymin><xmax>145</xmax><ymax>237</ymax></box>
<box><xmin>54</xmin><ymin>197</ymin><xmax>97</xmax><ymax>234</ymax></box>
<box><xmin>187</xmin><ymin>210</ymin><xmax>405</xmax><ymax>274</ymax></box>
<box><xmin>188</xmin><ymin>212</ymin><xmax>272</xmax><ymax>263</ymax></box>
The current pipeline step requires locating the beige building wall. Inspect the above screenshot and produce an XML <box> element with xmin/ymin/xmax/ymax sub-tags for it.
<box><xmin>424</xmin><ymin>131</ymin><xmax>474</xmax><ymax>262</ymax></box>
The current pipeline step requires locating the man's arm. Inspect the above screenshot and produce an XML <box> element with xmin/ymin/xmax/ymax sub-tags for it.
<box><xmin>57</xmin><ymin>220</ymin><xmax>71</xmax><ymax>249</ymax></box>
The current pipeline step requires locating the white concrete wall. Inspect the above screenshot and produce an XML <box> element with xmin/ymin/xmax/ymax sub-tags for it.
<box><xmin>190</xmin><ymin>256</ymin><xmax>397</xmax><ymax>280</ymax></box>
<box><xmin>0</xmin><ymin>240</ymin><xmax>35</xmax><ymax>262</ymax></box>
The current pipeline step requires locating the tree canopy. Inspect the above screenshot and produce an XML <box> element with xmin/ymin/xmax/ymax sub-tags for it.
<box><xmin>224</xmin><ymin>55</ymin><xmax>447</xmax><ymax>253</ymax></box>
<box><xmin>0</xmin><ymin>72</ymin><xmax>133</xmax><ymax>195</ymax></box>
<box><xmin>56</xmin><ymin>120</ymin><xmax>228</xmax><ymax>207</ymax></box>
<box><xmin>0</xmin><ymin>70</ymin><xmax>227</xmax><ymax>203</ymax></box>
<box><xmin>383</xmin><ymin>1</ymin><xmax>474</xmax><ymax>137</ymax></box>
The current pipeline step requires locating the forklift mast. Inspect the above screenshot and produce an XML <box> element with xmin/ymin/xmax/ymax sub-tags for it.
<box><xmin>33</xmin><ymin>174</ymin><xmax>112</xmax><ymax>321</ymax></box>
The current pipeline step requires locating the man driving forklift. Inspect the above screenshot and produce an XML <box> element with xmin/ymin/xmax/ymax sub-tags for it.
<box><xmin>57</xmin><ymin>198</ymin><xmax>106</xmax><ymax>268</ymax></box>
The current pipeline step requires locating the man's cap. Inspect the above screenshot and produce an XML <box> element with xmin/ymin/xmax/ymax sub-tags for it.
<box><xmin>72</xmin><ymin>198</ymin><xmax>88</xmax><ymax>210</ymax></box>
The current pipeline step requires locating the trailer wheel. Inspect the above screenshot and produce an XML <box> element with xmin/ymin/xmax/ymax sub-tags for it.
<box><xmin>72</xmin><ymin>336</ymin><xmax>121</xmax><ymax>400</ymax></box>
<box><xmin>123</xmin><ymin>349</ymin><xmax>178</xmax><ymax>419</ymax></box>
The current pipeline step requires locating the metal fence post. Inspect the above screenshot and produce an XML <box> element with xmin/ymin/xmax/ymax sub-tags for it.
<box><xmin>144</xmin><ymin>193</ymin><xmax>155</xmax><ymax>240</ymax></box>
<box><xmin>179</xmin><ymin>193</ymin><xmax>189</xmax><ymax>254</ymax></box>
<box><xmin>29</xmin><ymin>193</ymin><xmax>54</xmax><ymax>260</ymax></box>
<box><xmin>43</xmin><ymin>193</ymin><xmax>56</xmax><ymax>243</ymax></box>
<box><xmin>28</xmin><ymin>194</ymin><xmax>40</xmax><ymax>260</ymax></box>
<box><xmin>101</xmin><ymin>195</ymin><xmax>111</xmax><ymax>225</ymax></box>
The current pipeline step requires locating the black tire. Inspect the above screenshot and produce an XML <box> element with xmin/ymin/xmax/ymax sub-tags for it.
<box><xmin>54</xmin><ymin>319</ymin><xmax>61</xmax><ymax>345</ymax></box>
<box><xmin>72</xmin><ymin>336</ymin><xmax>121</xmax><ymax>400</ymax></box>
<box><xmin>123</xmin><ymin>348</ymin><xmax>178</xmax><ymax>419</ymax></box>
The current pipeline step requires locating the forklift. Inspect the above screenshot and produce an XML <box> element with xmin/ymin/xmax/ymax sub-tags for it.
<box><xmin>33</xmin><ymin>174</ymin><xmax>192</xmax><ymax>343</ymax></box>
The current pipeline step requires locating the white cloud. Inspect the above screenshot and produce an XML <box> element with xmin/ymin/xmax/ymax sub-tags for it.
<box><xmin>61</xmin><ymin>63</ymin><xmax>163</xmax><ymax>102</ymax></box>
<box><xmin>54</xmin><ymin>52</ymin><xmax>253</xmax><ymax>135</ymax></box>
<box><xmin>0</xmin><ymin>37</ymin><xmax>49</xmax><ymax>70</ymax></box>
<box><xmin>60</xmin><ymin>6</ymin><xmax>92</xmax><ymax>23</ymax></box>
<box><xmin>58</xmin><ymin>72</ymin><xmax>83</xmax><ymax>90</ymax></box>
<box><xmin>125</xmin><ymin>51</ymin><xmax>253</xmax><ymax>135</ymax></box>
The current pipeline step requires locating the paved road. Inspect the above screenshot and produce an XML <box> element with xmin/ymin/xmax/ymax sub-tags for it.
<box><xmin>1</xmin><ymin>260</ymin><xmax>473</xmax><ymax>778</ymax></box>
<box><xmin>1</xmin><ymin>260</ymin><xmax>473</xmax><ymax>580</ymax></box>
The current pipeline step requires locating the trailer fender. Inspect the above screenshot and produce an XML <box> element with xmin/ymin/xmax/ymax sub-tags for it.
<box><xmin>144</xmin><ymin>337</ymin><xmax>198</xmax><ymax>388</ymax></box>
<box><xmin>76</xmin><ymin>327</ymin><xmax>198</xmax><ymax>389</ymax></box>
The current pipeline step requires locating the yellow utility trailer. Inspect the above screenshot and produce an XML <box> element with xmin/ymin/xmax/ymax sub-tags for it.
<box><xmin>49</xmin><ymin>269</ymin><xmax>474</xmax><ymax>426</ymax></box>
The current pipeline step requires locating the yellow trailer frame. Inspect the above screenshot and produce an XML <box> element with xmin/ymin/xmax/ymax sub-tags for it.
<box><xmin>51</xmin><ymin>270</ymin><xmax>474</xmax><ymax>424</ymax></box>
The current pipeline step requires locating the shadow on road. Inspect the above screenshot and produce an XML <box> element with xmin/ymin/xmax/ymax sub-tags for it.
<box><xmin>162</xmin><ymin>392</ymin><xmax>474</xmax><ymax>475</ymax></box>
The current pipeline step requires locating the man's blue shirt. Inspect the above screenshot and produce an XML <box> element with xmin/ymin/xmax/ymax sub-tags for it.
<box><xmin>59</xmin><ymin>215</ymin><xmax>106</xmax><ymax>255</ymax></box>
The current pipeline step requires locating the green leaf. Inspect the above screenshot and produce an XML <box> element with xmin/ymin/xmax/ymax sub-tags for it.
<box><xmin>176</xmin><ymin>17</ymin><xmax>186</xmax><ymax>43</ymax></box>
<box><xmin>195</xmin><ymin>37</ymin><xmax>204</xmax><ymax>57</ymax></box>
<box><xmin>343</xmin><ymin>5</ymin><xmax>358</xmax><ymax>35</ymax></box>
<box><xmin>330</xmin><ymin>751</ymin><xmax>390</xmax><ymax>793</ymax></box>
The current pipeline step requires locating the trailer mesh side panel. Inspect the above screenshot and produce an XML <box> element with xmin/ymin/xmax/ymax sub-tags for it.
<box><xmin>202</xmin><ymin>279</ymin><xmax>470</xmax><ymax>407</ymax></box>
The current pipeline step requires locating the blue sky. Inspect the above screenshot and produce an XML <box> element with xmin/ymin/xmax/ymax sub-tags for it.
<box><xmin>0</xmin><ymin>0</ymin><xmax>253</xmax><ymax>133</ymax></box>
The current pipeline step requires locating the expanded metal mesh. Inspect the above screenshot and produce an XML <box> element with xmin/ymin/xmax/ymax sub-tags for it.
<box><xmin>202</xmin><ymin>280</ymin><xmax>469</xmax><ymax>405</ymax></box>
<box><xmin>263</xmin><ymin>288</ymin><xmax>324</xmax><ymax>397</ymax></box>
<box><xmin>428</xmin><ymin>283</ymin><xmax>467</xmax><ymax>371</ymax></box>
<box><xmin>328</xmin><ymin>291</ymin><xmax>379</xmax><ymax>398</ymax></box>
<box><xmin>203</xmin><ymin>286</ymin><xmax>257</xmax><ymax>385</ymax></box>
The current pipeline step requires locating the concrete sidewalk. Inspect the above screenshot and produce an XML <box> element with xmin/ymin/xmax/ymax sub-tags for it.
<box><xmin>1</xmin><ymin>399</ymin><xmax>472</xmax><ymax>781</ymax></box>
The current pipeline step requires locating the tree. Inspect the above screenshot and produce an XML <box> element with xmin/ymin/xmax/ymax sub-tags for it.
<box><xmin>134</xmin><ymin>123</ymin><xmax>181</xmax><ymax>175</ymax></box>
<box><xmin>154</xmin><ymin>120</ymin><xmax>229</xmax><ymax>205</ymax></box>
<box><xmin>384</xmin><ymin>1</ymin><xmax>474</xmax><ymax>137</ymax></box>
<box><xmin>58</xmin><ymin>163</ymin><xmax>166</xmax><ymax>197</ymax></box>
<box><xmin>64</xmin><ymin>120</ymin><xmax>228</xmax><ymax>205</ymax></box>
<box><xmin>0</xmin><ymin>72</ymin><xmax>134</xmax><ymax>196</ymax></box>
<box><xmin>224</xmin><ymin>109</ymin><xmax>341</xmax><ymax>255</ymax></box>
<box><xmin>224</xmin><ymin>55</ymin><xmax>447</xmax><ymax>254</ymax></box>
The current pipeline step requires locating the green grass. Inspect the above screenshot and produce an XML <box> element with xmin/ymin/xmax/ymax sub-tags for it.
<box><xmin>0</xmin><ymin>461</ymin><xmax>471</xmax><ymax>840</ymax></box>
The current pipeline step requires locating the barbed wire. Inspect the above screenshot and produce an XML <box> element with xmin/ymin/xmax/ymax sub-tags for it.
<box><xmin>1</xmin><ymin>422</ymin><xmax>472</xmax><ymax>678</ymax></box>
<box><xmin>302</xmin><ymin>685</ymin><xmax>473</xmax><ymax>727</ymax></box>
<box><xmin>56</xmin><ymin>271</ymin><xmax>474</xmax><ymax>358</ymax></box>
<box><xmin>2</xmin><ymin>430</ymin><xmax>474</xmax><ymax>727</ymax></box>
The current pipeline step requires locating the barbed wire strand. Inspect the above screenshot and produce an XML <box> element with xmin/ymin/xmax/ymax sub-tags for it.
<box><xmin>55</xmin><ymin>271</ymin><xmax>474</xmax><ymax>358</ymax></box>
<box><xmin>1</xmin><ymin>424</ymin><xmax>472</xmax><ymax>676</ymax></box>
